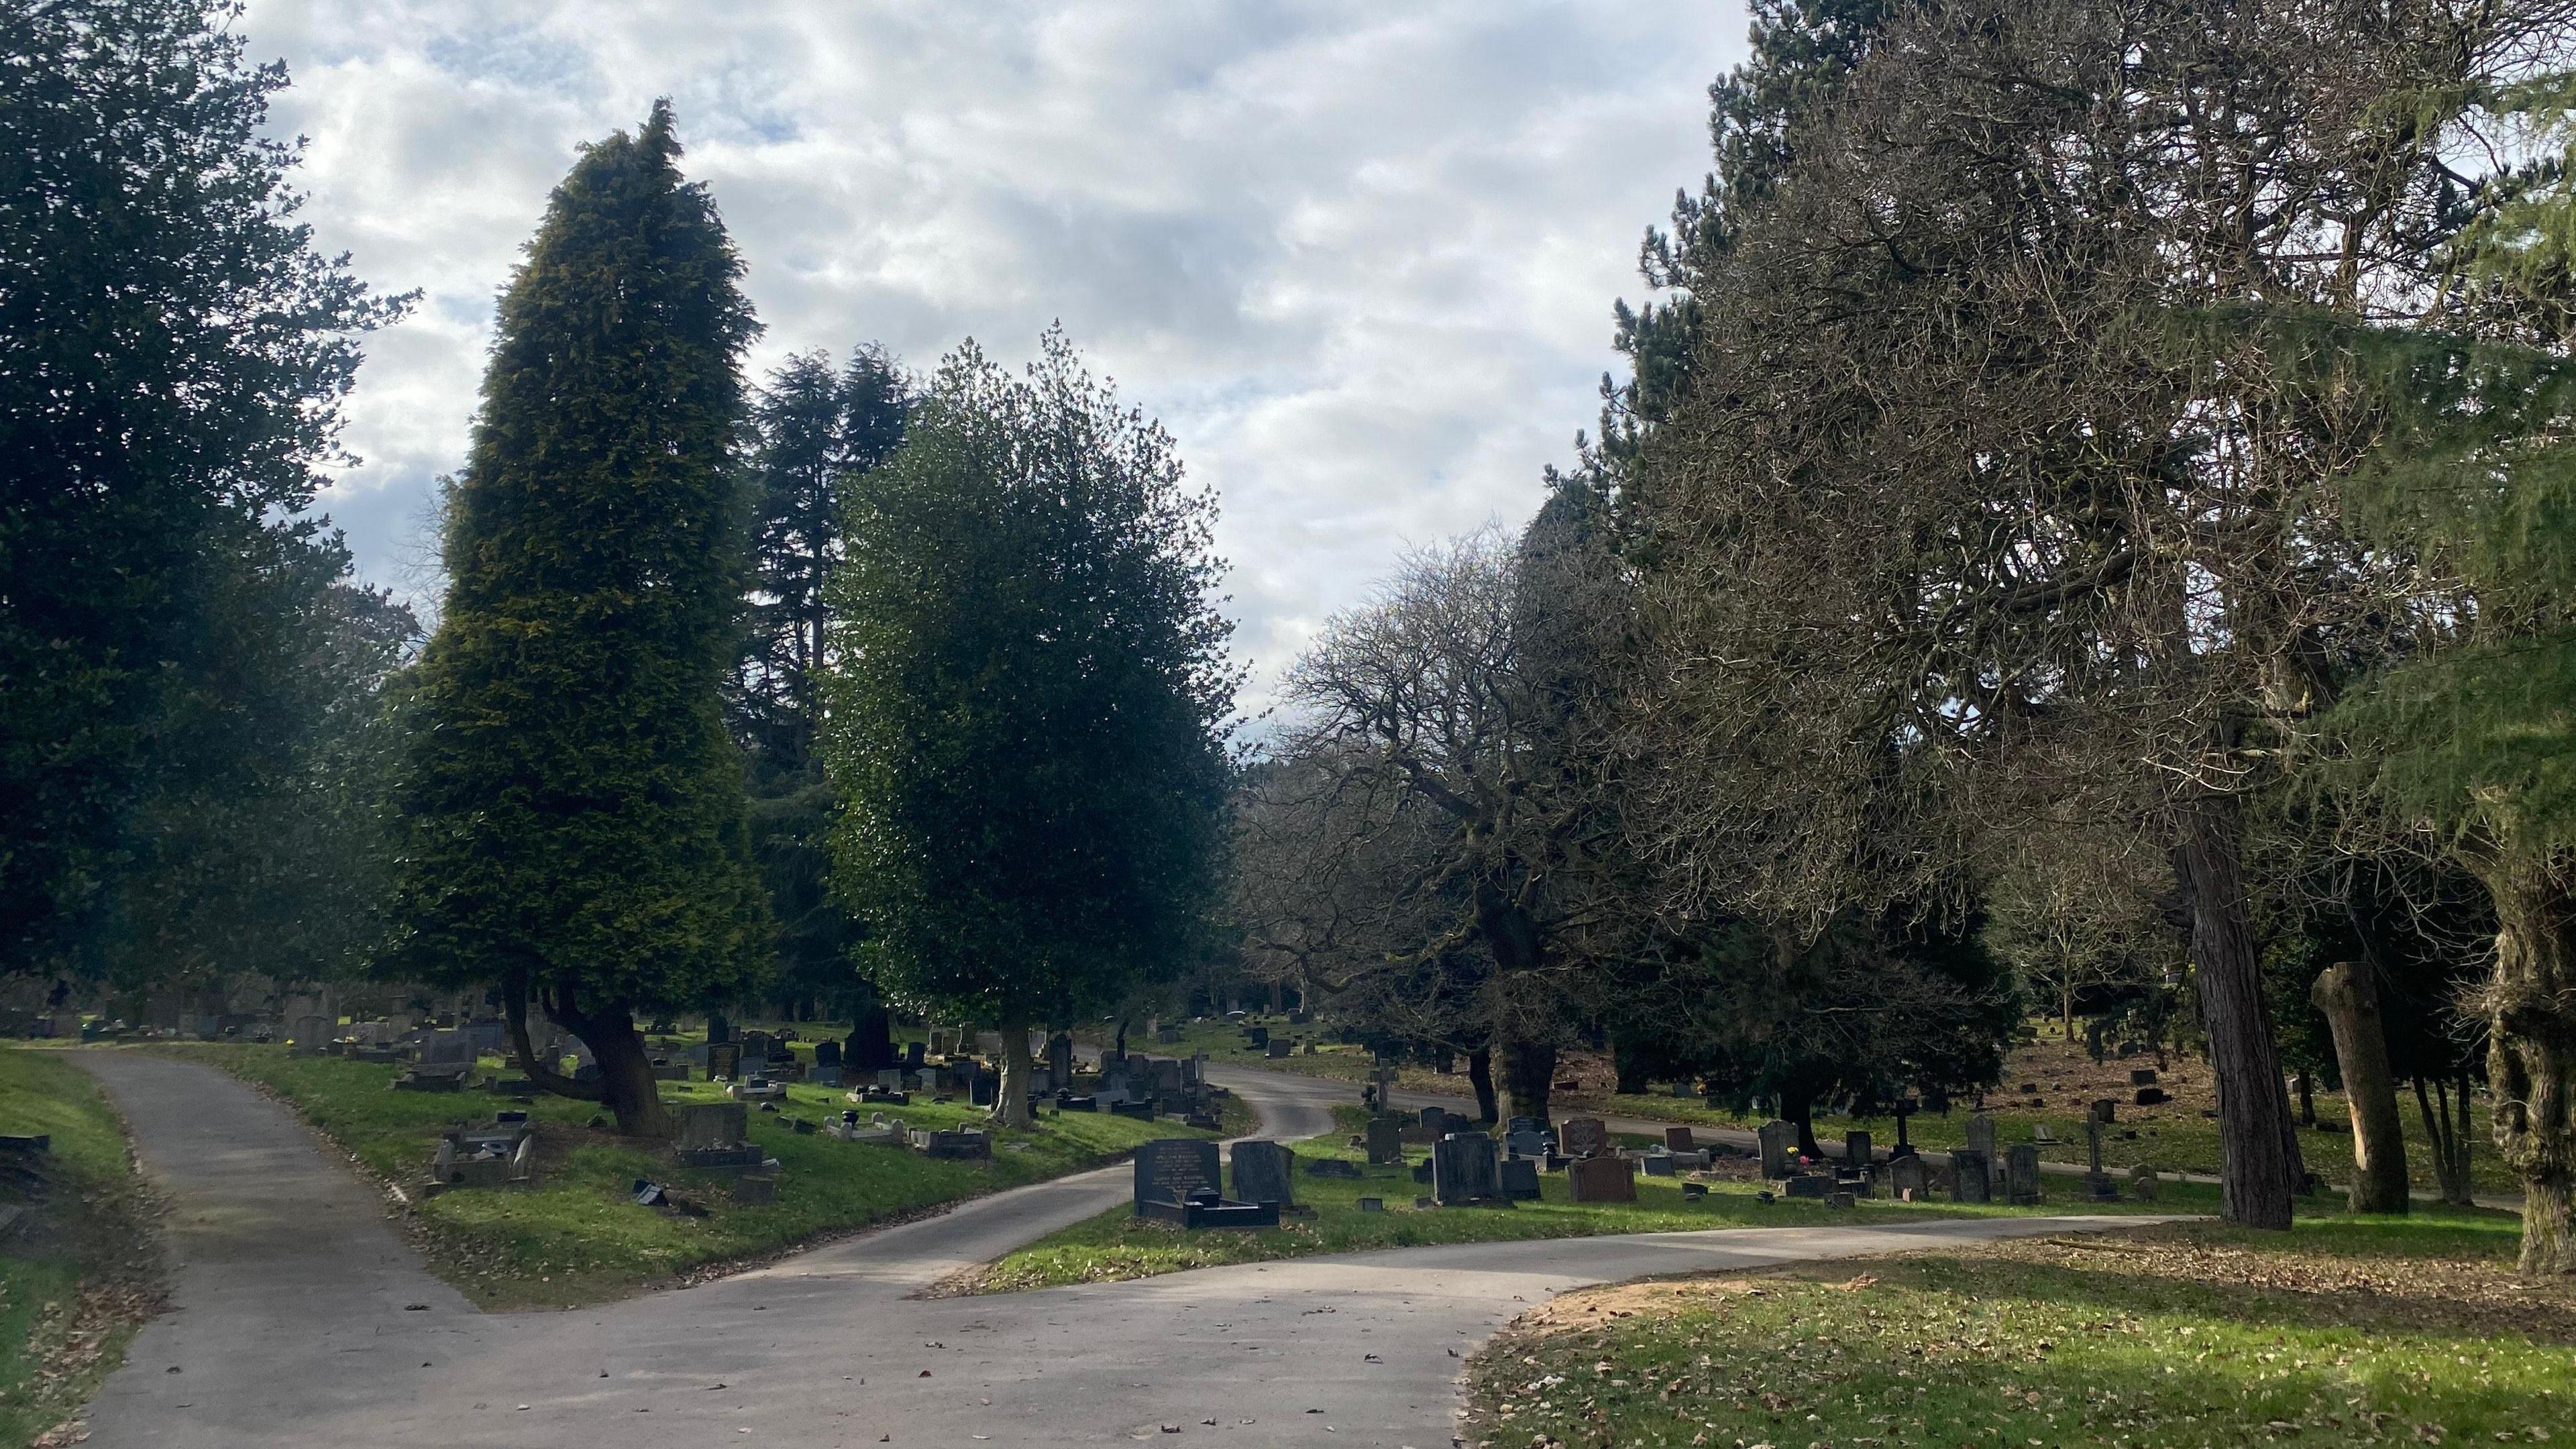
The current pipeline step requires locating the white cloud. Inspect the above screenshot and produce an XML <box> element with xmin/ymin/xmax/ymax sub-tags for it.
<box><xmin>244</xmin><ymin>0</ymin><xmax>1744</xmax><ymax>707</ymax></box>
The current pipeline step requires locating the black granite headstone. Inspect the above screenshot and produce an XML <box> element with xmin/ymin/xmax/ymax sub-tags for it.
<box><xmin>1230</xmin><ymin>1140</ymin><xmax>1297</xmax><ymax>1207</ymax></box>
<box><xmin>1133</xmin><ymin>1138</ymin><xmax>1222</xmax><ymax>1214</ymax></box>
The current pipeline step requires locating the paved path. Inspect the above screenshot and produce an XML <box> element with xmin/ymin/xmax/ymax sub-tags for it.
<box><xmin>72</xmin><ymin>1052</ymin><xmax>2168</xmax><ymax>1448</ymax></box>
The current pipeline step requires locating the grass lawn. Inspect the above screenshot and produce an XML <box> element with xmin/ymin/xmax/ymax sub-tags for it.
<box><xmin>149</xmin><ymin>1042</ymin><xmax>1231</xmax><ymax>1309</ymax></box>
<box><xmin>0</xmin><ymin>1049</ymin><xmax>161</xmax><ymax>1449</ymax></box>
<box><xmin>1458</xmin><ymin>1203</ymin><xmax>2563</xmax><ymax>1448</ymax></box>
<box><xmin>951</xmin><ymin>1107</ymin><xmax>2218</xmax><ymax>1295</ymax></box>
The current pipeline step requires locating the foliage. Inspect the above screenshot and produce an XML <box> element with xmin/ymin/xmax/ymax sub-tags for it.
<box><xmin>735</xmin><ymin>347</ymin><xmax>912</xmax><ymax>1020</ymax></box>
<box><xmin>382</xmin><ymin>104</ymin><xmax>767</xmax><ymax>1130</ymax></box>
<box><xmin>820</xmin><ymin>331</ymin><xmax>1236</xmax><ymax>1044</ymax></box>
<box><xmin>0</xmin><ymin>0</ymin><xmax>403</xmax><ymax>977</ymax></box>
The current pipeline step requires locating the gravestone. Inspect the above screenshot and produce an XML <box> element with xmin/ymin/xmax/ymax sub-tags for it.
<box><xmin>1432</xmin><ymin>1134</ymin><xmax>1503</xmax><ymax>1205</ymax></box>
<box><xmin>1364</xmin><ymin>1117</ymin><xmax>1403</xmax><ymax>1166</ymax></box>
<box><xmin>1844</xmin><ymin>1130</ymin><xmax>1871</xmax><ymax>1167</ymax></box>
<box><xmin>1505</xmin><ymin>1129</ymin><xmax>1550</xmax><ymax>1160</ymax></box>
<box><xmin>1244</xmin><ymin>1026</ymin><xmax>1269</xmax><ymax>1049</ymax></box>
<box><xmin>1230</xmin><ymin>1140</ymin><xmax>1297</xmax><ymax>1207</ymax></box>
<box><xmin>707</xmin><ymin>1041</ymin><xmax>742</xmax><ymax>1081</ymax></box>
<box><xmin>910</xmin><ymin>1127</ymin><xmax>991</xmax><ymax>1160</ymax></box>
<box><xmin>1133</xmin><ymin>1138</ymin><xmax>1222</xmax><ymax>1214</ymax></box>
<box><xmin>290</xmin><ymin>1016</ymin><xmax>331</xmax><ymax>1057</ymax></box>
<box><xmin>1664</xmin><ymin>1126</ymin><xmax>1696</xmax><ymax>1153</ymax></box>
<box><xmin>2129</xmin><ymin>1163</ymin><xmax>2159</xmax><ymax>1201</ymax></box>
<box><xmin>2130</xmin><ymin>1068</ymin><xmax>2158</xmax><ymax>1087</ymax></box>
<box><xmin>1499</xmin><ymin>1157</ymin><xmax>1542</xmax><ymax>1201</ymax></box>
<box><xmin>1642</xmin><ymin>1154</ymin><xmax>1676</xmax><ymax>1177</ymax></box>
<box><xmin>1265</xmin><ymin>1039</ymin><xmax>1292</xmax><ymax>1059</ymax></box>
<box><xmin>421</xmin><ymin>1030</ymin><xmax>476</xmax><ymax>1065</ymax></box>
<box><xmin>1756</xmin><ymin>1120</ymin><xmax>1796</xmax><ymax>1179</ymax></box>
<box><xmin>847</xmin><ymin>1006</ymin><xmax>896</xmax><ymax>1073</ymax></box>
<box><xmin>1305</xmin><ymin>1157</ymin><xmax>1361</xmax><ymax>1180</ymax></box>
<box><xmin>1559</xmin><ymin>1117</ymin><xmax>1611</xmax><ymax>1161</ymax></box>
<box><xmin>1048</xmin><ymin>1033</ymin><xmax>1074</xmax><ymax>1085</ymax></box>
<box><xmin>1566</xmin><ymin>1155</ymin><xmax>1635</xmax><ymax>1203</ymax></box>
<box><xmin>1950</xmin><ymin>1148</ymin><xmax>1991</xmax><ymax>1203</ymax></box>
<box><xmin>1507</xmin><ymin>1116</ymin><xmax>1548</xmax><ymax>1136</ymax></box>
<box><xmin>741</xmin><ymin>1030</ymin><xmax>774</xmax><ymax>1067</ymax></box>
<box><xmin>904</xmin><ymin>1040</ymin><xmax>926</xmax><ymax>1068</ymax></box>
<box><xmin>2083</xmin><ymin>1119</ymin><xmax>2119</xmax><ymax>1200</ymax></box>
<box><xmin>2135</xmin><ymin>1087</ymin><xmax>2169</xmax><ymax>1106</ymax></box>
<box><xmin>1785</xmin><ymin>1173</ymin><xmax>1833</xmax><ymax>1199</ymax></box>
<box><xmin>2005</xmin><ymin>1142</ymin><xmax>2043</xmax><ymax>1205</ymax></box>
<box><xmin>2090</xmin><ymin>1098</ymin><xmax>2117</xmax><ymax>1124</ymax></box>
<box><xmin>813</xmin><ymin>1040</ymin><xmax>841</xmax><ymax>1072</ymax></box>
<box><xmin>674</xmin><ymin>1103</ymin><xmax>764</xmax><ymax>1170</ymax></box>
<box><xmin>1155</xmin><ymin>1025</ymin><xmax>1183</xmax><ymax>1044</ymax></box>
<box><xmin>1890</xmin><ymin>1153</ymin><xmax>1931</xmax><ymax>1200</ymax></box>
<box><xmin>1965</xmin><ymin>1113</ymin><xmax>1996</xmax><ymax>1161</ymax></box>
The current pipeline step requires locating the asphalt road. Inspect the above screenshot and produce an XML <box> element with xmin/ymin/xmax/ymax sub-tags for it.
<box><xmin>70</xmin><ymin>1051</ymin><xmax>2169</xmax><ymax>1448</ymax></box>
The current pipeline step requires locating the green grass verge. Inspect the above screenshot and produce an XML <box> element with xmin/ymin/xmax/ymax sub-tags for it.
<box><xmin>152</xmin><ymin>1042</ymin><xmax>1226</xmax><ymax>1309</ymax></box>
<box><xmin>958</xmin><ymin>1107</ymin><xmax>2218</xmax><ymax>1294</ymax></box>
<box><xmin>1459</xmin><ymin>1203</ymin><xmax>2558</xmax><ymax>1449</ymax></box>
<box><xmin>0</xmin><ymin>1049</ymin><xmax>160</xmax><ymax>1449</ymax></box>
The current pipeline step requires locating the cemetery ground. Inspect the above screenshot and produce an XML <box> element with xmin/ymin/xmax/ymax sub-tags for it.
<box><xmin>949</xmin><ymin>1107</ymin><xmax>2221</xmax><ymax>1295</ymax></box>
<box><xmin>143</xmin><ymin>1040</ymin><xmax>1238</xmax><ymax>1309</ymax></box>
<box><xmin>0</xmin><ymin>1049</ymin><xmax>162</xmax><ymax>1449</ymax></box>
<box><xmin>1457</xmin><ymin>1205</ymin><xmax>2565</xmax><ymax>1449</ymax></box>
<box><xmin>1185</xmin><ymin>1014</ymin><xmax>2513</xmax><ymax>1198</ymax></box>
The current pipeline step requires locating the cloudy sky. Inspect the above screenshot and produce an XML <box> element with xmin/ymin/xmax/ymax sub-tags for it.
<box><xmin>241</xmin><ymin>1</ymin><xmax>1744</xmax><ymax>708</ymax></box>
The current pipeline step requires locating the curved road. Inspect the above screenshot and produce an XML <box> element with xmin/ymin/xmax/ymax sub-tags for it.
<box><xmin>70</xmin><ymin>1052</ymin><xmax>2166</xmax><ymax>1448</ymax></box>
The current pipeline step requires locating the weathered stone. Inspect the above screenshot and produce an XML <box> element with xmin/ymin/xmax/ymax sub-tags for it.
<box><xmin>1230</xmin><ymin>1140</ymin><xmax>1297</xmax><ymax>1207</ymax></box>
<box><xmin>1431</xmin><ymin>1134</ymin><xmax>1502</xmax><ymax>1205</ymax></box>
<box><xmin>1566</xmin><ymin>1155</ymin><xmax>1635</xmax><ymax>1203</ymax></box>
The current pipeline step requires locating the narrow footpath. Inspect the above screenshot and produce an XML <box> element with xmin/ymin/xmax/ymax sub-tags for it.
<box><xmin>71</xmin><ymin>1051</ymin><xmax>2170</xmax><ymax>1448</ymax></box>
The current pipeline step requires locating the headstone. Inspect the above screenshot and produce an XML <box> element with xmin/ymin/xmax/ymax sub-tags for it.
<box><xmin>421</xmin><ymin>1030</ymin><xmax>476</xmax><ymax>1065</ymax></box>
<box><xmin>2129</xmin><ymin>1163</ymin><xmax>2159</xmax><ymax>1201</ymax></box>
<box><xmin>1507</xmin><ymin>1116</ymin><xmax>1547</xmax><ymax>1136</ymax></box>
<box><xmin>1642</xmin><ymin>1154</ymin><xmax>1676</xmax><ymax>1177</ymax></box>
<box><xmin>1230</xmin><ymin>1140</ymin><xmax>1297</xmax><ymax>1207</ymax></box>
<box><xmin>911</xmin><ymin>1128</ymin><xmax>991</xmax><ymax>1160</ymax></box>
<box><xmin>1890</xmin><ymin>1154</ymin><xmax>1931</xmax><ymax>1200</ymax></box>
<box><xmin>290</xmin><ymin>1015</ymin><xmax>331</xmax><ymax>1057</ymax></box>
<box><xmin>1364</xmin><ymin>1117</ymin><xmax>1403</xmax><ymax>1166</ymax></box>
<box><xmin>1357</xmin><ymin>1196</ymin><xmax>1383</xmax><ymax>1212</ymax></box>
<box><xmin>1964</xmin><ymin>1113</ymin><xmax>1996</xmax><ymax>1163</ymax></box>
<box><xmin>813</xmin><ymin>1040</ymin><xmax>842</xmax><ymax>1072</ymax></box>
<box><xmin>1559</xmin><ymin>1117</ymin><xmax>1611</xmax><ymax>1161</ymax></box>
<box><xmin>1663</xmin><ymin>1126</ymin><xmax>1696</xmax><ymax>1153</ymax></box>
<box><xmin>1505</xmin><ymin>1129</ymin><xmax>1550</xmax><ymax>1160</ymax></box>
<box><xmin>2005</xmin><ymin>1143</ymin><xmax>2043</xmax><ymax>1205</ymax></box>
<box><xmin>1950</xmin><ymin>1148</ymin><xmax>1991</xmax><ymax>1203</ymax></box>
<box><xmin>1243</xmin><ymin>1025</ymin><xmax>1269</xmax><ymax>1049</ymax></box>
<box><xmin>1431</xmin><ymin>1134</ymin><xmax>1502</xmax><ymax>1205</ymax></box>
<box><xmin>2135</xmin><ymin>1087</ymin><xmax>2169</xmax><ymax>1106</ymax></box>
<box><xmin>1155</xmin><ymin>1025</ymin><xmax>1183</xmax><ymax>1044</ymax></box>
<box><xmin>1305</xmin><ymin>1157</ymin><xmax>1361</xmax><ymax>1179</ymax></box>
<box><xmin>741</xmin><ymin>1030</ymin><xmax>774</xmax><ymax>1066</ymax></box>
<box><xmin>1047</xmin><ymin>1033</ymin><xmax>1074</xmax><ymax>1085</ymax></box>
<box><xmin>707</xmin><ymin>1041</ymin><xmax>742</xmax><ymax>1081</ymax></box>
<box><xmin>904</xmin><ymin>1040</ymin><xmax>926</xmax><ymax>1068</ymax></box>
<box><xmin>1756</xmin><ymin>1120</ymin><xmax>1796</xmax><ymax>1179</ymax></box>
<box><xmin>1499</xmin><ymin>1157</ymin><xmax>1542</xmax><ymax>1201</ymax></box>
<box><xmin>1785</xmin><ymin>1173</ymin><xmax>1833</xmax><ymax>1199</ymax></box>
<box><xmin>1566</xmin><ymin>1155</ymin><xmax>1635</xmax><ymax>1203</ymax></box>
<box><xmin>1265</xmin><ymin>1039</ymin><xmax>1292</xmax><ymax>1059</ymax></box>
<box><xmin>1133</xmin><ymin>1139</ymin><xmax>1222</xmax><ymax>1214</ymax></box>
<box><xmin>1843</xmin><ymin>1130</ymin><xmax>1871</xmax><ymax>1167</ymax></box>
<box><xmin>2130</xmin><ymin>1068</ymin><xmax>2159</xmax><ymax>1087</ymax></box>
<box><xmin>2090</xmin><ymin>1098</ymin><xmax>2117</xmax><ymax>1124</ymax></box>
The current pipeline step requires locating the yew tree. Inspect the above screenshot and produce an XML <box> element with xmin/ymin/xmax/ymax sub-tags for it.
<box><xmin>382</xmin><ymin>104</ymin><xmax>767</xmax><ymax>1136</ymax></box>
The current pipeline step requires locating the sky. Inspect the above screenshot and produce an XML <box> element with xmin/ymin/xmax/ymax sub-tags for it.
<box><xmin>240</xmin><ymin>1</ymin><xmax>1745</xmax><ymax>710</ymax></box>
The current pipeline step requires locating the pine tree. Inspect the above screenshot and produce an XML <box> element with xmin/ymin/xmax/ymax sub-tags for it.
<box><xmin>383</xmin><ymin>103</ymin><xmax>767</xmax><ymax>1136</ymax></box>
<box><xmin>820</xmin><ymin>331</ymin><xmax>1235</xmax><ymax>1128</ymax></box>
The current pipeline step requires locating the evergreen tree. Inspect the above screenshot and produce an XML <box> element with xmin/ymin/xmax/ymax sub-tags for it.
<box><xmin>820</xmin><ymin>331</ymin><xmax>1236</xmax><ymax>1128</ymax></box>
<box><xmin>735</xmin><ymin>347</ymin><xmax>908</xmax><ymax>1026</ymax></box>
<box><xmin>0</xmin><ymin>0</ymin><xmax>399</xmax><ymax>974</ymax></box>
<box><xmin>383</xmin><ymin>103</ymin><xmax>767</xmax><ymax>1136</ymax></box>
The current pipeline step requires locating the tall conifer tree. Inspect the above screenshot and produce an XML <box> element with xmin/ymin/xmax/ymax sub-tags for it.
<box><xmin>384</xmin><ymin>103</ymin><xmax>765</xmax><ymax>1136</ymax></box>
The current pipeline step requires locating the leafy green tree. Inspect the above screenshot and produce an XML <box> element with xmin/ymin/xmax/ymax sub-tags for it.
<box><xmin>820</xmin><ymin>331</ymin><xmax>1236</xmax><ymax>1128</ymax></box>
<box><xmin>1</xmin><ymin>0</ymin><xmax>400</xmax><ymax>974</ymax></box>
<box><xmin>735</xmin><ymin>347</ymin><xmax>909</xmax><ymax>1027</ymax></box>
<box><xmin>382</xmin><ymin>103</ymin><xmax>767</xmax><ymax>1136</ymax></box>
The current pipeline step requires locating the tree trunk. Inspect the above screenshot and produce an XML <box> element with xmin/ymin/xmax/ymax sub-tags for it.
<box><xmin>2311</xmin><ymin>963</ymin><xmax>2409</xmax><ymax>1214</ymax></box>
<box><xmin>1499</xmin><ymin>1037</ymin><xmax>1556</xmax><ymax>1126</ymax></box>
<box><xmin>2172</xmin><ymin>795</ymin><xmax>2304</xmax><ymax>1229</ymax></box>
<box><xmin>1784</xmin><ymin>1083</ymin><xmax>1820</xmax><ymax>1159</ymax></box>
<box><xmin>2063</xmin><ymin>981</ymin><xmax>2076</xmax><ymax>1039</ymax></box>
<box><xmin>992</xmin><ymin>1022</ymin><xmax>1037</xmax><ymax>1129</ymax></box>
<box><xmin>2296</xmin><ymin>1071</ymin><xmax>2316</xmax><ymax>1128</ymax></box>
<box><xmin>533</xmin><ymin>984</ymin><xmax>669</xmax><ymax>1137</ymax></box>
<box><xmin>502</xmin><ymin>975</ymin><xmax>606</xmax><ymax>1104</ymax></box>
<box><xmin>1466</xmin><ymin>1046</ymin><xmax>1498</xmax><ymax>1123</ymax></box>
<box><xmin>2467</xmin><ymin>852</ymin><xmax>2576</xmax><ymax>1276</ymax></box>
<box><xmin>2414</xmin><ymin>1075</ymin><xmax>2476</xmax><ymax>1208</ymax></box>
